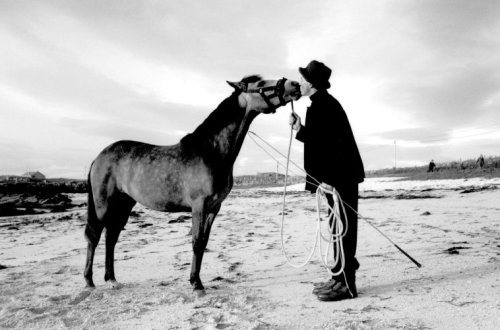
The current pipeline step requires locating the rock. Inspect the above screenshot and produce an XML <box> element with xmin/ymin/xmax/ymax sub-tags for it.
<box><xmin>168</xmin><ymin>214</ymin><xmax>191</xmax><ymax>223</ymax></box>
<box><xmin>445</xmin><ymin>246</ymin><xmax>471</xmax><ymax>254</ymax></box>
<box><xmin>129</xmin><ymin>210</ymin><xmax>143</xmax><ymax>217</ymax></box>
<box><xmin>1</xmin><ymin>192</ymin><xmax>74</xmax><ymax>216</ymax></box>
<box><xmin>460</xmin><ymin>186</ymin><xmax>497</xmax><ymax>194</ymax></box>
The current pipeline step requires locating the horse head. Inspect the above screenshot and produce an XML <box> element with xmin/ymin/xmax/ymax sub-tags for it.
<box><xmin>227</xmin><ymin>75</ymin><xmax>301</xmax><ymax>113</ymax></box>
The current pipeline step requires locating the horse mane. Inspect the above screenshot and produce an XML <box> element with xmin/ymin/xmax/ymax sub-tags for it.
<box><xmin>180</xmin><ymin>75</ymin><xmax>263</xmax><ymax>149</ymax></box>
<box><xmin>240</xmin><ymin>75</ymin><xmax>262</xmax><ymax>84</ymax></box>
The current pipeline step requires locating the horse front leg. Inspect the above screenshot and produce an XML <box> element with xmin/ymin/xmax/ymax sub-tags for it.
<box><xmin>190</xmin><ymin>202</ymin><xmax>220</xmax><ymax>296</ymax></box>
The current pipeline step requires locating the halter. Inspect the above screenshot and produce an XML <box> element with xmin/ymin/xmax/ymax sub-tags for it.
<box><xmin>243</xmin><ymin>77</ymin><xmax>288</xmax><ymax>111</ymax></box>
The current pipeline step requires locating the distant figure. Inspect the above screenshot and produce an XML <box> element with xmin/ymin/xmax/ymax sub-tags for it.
<box><xmin>477</xmin><ymin>154</ymin><xmax>485</xmax><ymax>169</ymax></box>
<box><xmin>427</xmin><ymin>160</ymin><xmax>436</xmax><ymax>172</ymax></box>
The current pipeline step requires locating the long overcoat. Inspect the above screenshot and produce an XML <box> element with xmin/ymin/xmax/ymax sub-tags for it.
<box><xmin>296</xmin><ymin>89</ymin><xmax>365</xmax><ymax>192</ymax></box>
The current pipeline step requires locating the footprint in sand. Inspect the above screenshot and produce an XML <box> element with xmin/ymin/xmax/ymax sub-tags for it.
<box><xmin>62</xmin><ymin>317</ymin><xmax>82</xmax><ymax>328</ymax></box>
<box><xmin>228</xmin><ymin>261</ymin><xmax>242</xmax><ymax>272</ymax></box>
<box><xmin>264</xmin><ymin>242</ymin><xmax>276</xmax><ymax>250</ymax></box>
<box><xmin>68</xmin><ymin>290</ymin><xmax>92</xmax><ymax>305</ymax></box>
<box><xmin>53</xmin><ymin>266</ymin><xmax>70</xmax><ymax>275</ymax></box>
<box><xmin>211</xmin><ymin>276</ymin><xmax>236</xmax><ymax>284</ymax></box>
<box><xmin>176</xmin><ymin>262</ymin><xmax>190</xmax><ymax>270</ymax></box>
<box><xmin>49</xmin><ymin>294</ymin><xmax>71</xmax><ymax>303</ymax></box>
<box><xmin>26</xmin><ymin>306</ymin><xmax>51</xmax><ymax>314</ymax></box>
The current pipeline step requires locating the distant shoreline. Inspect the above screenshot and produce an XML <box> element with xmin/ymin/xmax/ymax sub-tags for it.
<box><xmin>2</xmin><ymin>162</ymin><xmax>500</xmax><ymax>195</ymax></box>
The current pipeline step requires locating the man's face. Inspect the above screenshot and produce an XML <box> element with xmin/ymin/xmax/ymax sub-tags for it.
<box><xmin>300</xmin><ymin>76</ymin><xmax>314</xmax><ymax>96</ymax></box>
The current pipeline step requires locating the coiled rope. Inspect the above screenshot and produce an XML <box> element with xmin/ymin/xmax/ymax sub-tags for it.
<box><xmin>282</xmin><ymin>111</ymin><xmax>348</xmax><ymax>275</ymax></box>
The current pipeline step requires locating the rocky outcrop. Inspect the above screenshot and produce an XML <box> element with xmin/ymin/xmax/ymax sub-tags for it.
<box><xmin>0</xmin><ymin>193</ymin><xmax>77</xmax><ymax>217</ymax></box>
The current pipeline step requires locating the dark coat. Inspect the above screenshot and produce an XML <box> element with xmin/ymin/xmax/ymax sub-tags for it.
<box><xmin>296</xmin><ymin>90</ymin><xmax>365</xmax><ymax>192</ymax></box>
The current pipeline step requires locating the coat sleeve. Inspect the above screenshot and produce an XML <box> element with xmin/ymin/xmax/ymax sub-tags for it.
<box><xmin>295</xmin><ymin>124</ymin><xmax>307</xmax><ymax>142</ymax></box>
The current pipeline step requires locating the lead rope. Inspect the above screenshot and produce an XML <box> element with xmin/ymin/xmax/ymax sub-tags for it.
<box><xmin>248</xmin><ymin>129</ymin><xmax>422</xmax><ymax>269</ymax></box>
<box><xmin>280</xmin><ymin>102</ymin><xmax>349</xmax><ymax>285</ymax></box>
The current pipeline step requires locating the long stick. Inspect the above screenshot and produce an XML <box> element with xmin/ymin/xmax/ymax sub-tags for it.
<box><xmin>344</xmin><ymin>203</ymin><xmax>422</xmax><ymax>268</ymax></box>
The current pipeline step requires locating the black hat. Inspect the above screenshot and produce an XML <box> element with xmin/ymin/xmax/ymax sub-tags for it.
<box><xmin>299</xmin><ymin>60</ymin><xmax>331</xmax><ymax>89</ymax></box>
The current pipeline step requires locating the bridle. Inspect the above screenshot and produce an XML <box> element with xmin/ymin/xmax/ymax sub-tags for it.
<box><xmin>242</xmin><ymin>77</ymin><xmax>288</xmax><ymax>111</ymax></box>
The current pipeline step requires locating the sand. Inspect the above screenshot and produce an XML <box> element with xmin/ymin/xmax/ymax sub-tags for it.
<box><xmin>1</xmin><ymin>177</ymin><xmax>499</xmax><ymax>329</ymax></box>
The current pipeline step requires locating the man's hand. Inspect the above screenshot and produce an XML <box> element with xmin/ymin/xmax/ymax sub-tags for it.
<box><xmin>289</xmin><ymin>113</ymin><xmax>301</xmax><ymax>131</ymax></box>
<box><xmin>320</xmin><ymin>183</ymin><xmax>334</xmax><ymax>191</ymax></box>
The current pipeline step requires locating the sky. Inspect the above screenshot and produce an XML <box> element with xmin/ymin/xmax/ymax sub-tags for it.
<box><xmin>1</xmin><ymin>0</ymin><xmax>499</xmax><ymax>179</ymax></box>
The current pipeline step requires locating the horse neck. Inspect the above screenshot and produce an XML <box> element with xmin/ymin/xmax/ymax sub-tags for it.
<box><xmin>210</xmin><ymin>109</ymin><xmax>258</xmax><ymax>166</ymax></box>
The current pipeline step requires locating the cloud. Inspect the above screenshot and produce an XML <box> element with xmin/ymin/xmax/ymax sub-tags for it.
<box><xmin>1</xmin><ymin>0</ymin><xmax>499</xmax><ymax>177</ymax></box>
<box><xmin>377</xmin><ymin>66</ymin><xmax>500</xmax><ymax>130</ymax></box>
<box><xmin>376</xmin><ymin>127</ymin><xmax>450</xmax><ymax>143</ymax></box>
<box><xmin>286</xmin><ymin>1</ymin><xmax>500</xmax><ymax>137</ymax></box>
<box><xmin>8</xmin><ymin>0</ymin><xmax>312</xmax><ymax>79</ymax></box>
<box><xmin>375</xmin><ymin>2</ymin><xmax>500</xmax><ymax>129</ymax></box>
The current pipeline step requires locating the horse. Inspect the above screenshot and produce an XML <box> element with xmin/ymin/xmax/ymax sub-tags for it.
<box><xmin>84</xmin><ymin>75</ymin><xmax>301</xmax><ymax>296</ymax></box>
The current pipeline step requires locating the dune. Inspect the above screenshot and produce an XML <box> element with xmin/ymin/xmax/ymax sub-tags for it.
<box><xmin>0</xmin><ymin>177</ymin><xmax>499</xmax><ymax>329</ymax></box>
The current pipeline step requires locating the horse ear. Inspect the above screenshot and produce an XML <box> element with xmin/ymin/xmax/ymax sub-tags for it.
<box><xmin>227</xmin><ymin>81</ymin><xmax>238</xmax><ymax>89</ymax></box>
<box><xmin>227</xmin><ymin>81</ymin><xmax>245</xmax><ymax>91</ymax></box>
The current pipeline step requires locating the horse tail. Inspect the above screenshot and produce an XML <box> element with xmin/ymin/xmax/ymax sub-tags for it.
<box><xmin>84</xmin><ymin>163</ymin><xmax>103</xmax><ymax>244</ymax></box>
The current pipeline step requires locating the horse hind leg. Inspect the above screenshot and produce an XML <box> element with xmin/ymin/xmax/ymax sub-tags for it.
<box><xmin>104</xmin><ymin>194</ymin><xmax>135</xmax><ymax>288</ymax></box>
<box><xmin>84</xmin><ymin>186</ymin><xmax>105</xmax><ymax>288</ymax></box>
<box><xmin>84</xmin><ymin>222</ymin><xmax>104</xmax><ymax>288</ymax></box>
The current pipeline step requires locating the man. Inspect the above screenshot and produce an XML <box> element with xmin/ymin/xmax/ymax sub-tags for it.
<box><xmin>428</xmin><ymin>160</ymin><xmax>436</xmax><ymax>172</ymax></box>
<box><xmin>289</xmin><ymin>60</ymin><xmax>365</xmax><ymax>301</ymax></box>
<box><xmin>477</xmin><ymin>155</ymin><xmax>485</xmax><ymax>169</ymax></box>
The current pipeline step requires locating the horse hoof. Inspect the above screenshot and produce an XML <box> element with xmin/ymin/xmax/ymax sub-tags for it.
<box><xmin>84</xmin><ymin>285</ymin><xmax>96</xmax><ymax>291</ymax></box>
<box><xmin>193</xmin><ymin>289</ymin><xmax>206</xmax><ymax>298</ymax></box>
<box><xmin>106</xmin><ymin>280</ymin><xmax>123</xmax><ymax>289</ymax></box>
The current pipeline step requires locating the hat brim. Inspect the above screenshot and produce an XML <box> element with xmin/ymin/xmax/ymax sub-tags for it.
<box><xmin>298</xmin><ymin>67</ymin><xmax>331</xmax><ymax>90</ymax></box>
<box><xmin>298</xmin><ymin>67</ymin><xmax>311</xmax><ymax>83</ymax></box>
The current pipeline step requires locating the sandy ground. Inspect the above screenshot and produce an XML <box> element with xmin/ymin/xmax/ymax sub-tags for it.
<box><xmin>1</xmin><ymin>177</ymin><xmax>499</xmax><ymax>329</ymax></box>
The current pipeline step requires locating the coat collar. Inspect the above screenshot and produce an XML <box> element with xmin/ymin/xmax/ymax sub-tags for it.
<box><xmin>309</xmin><ymin>89</ymin><xmax>329</xmax><ymax>102</ymax></box>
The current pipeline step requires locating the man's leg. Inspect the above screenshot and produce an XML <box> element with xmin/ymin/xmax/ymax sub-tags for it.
<box><xmin>337</xmin><ymin>183</ymin><xmax>359</xmax><ymax>275</ymax></box>
<box><xmin>316</xmin><ymin>183</ymin><xmax>359</xmax><ymax>301</ymax></box>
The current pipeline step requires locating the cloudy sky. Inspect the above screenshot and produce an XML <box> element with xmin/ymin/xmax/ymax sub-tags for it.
<box><xmin>1</xmin><ymin>0</ymin><xmax>499</xmax><ymax>179</ymax></box>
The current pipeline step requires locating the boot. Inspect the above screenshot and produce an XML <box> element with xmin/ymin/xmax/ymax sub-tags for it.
<box><xmin>316</xmin><ymin>271</ymin><xmax>357</xmax><ymax>301</ymax></box>
<box><xmin>312</xmin><ymin>276</ymin><xmax>342</xmax><ymax>295</ymax></box>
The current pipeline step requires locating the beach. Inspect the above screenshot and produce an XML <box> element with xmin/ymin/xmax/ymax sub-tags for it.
<box><xmin>1</xmin><ymin>177</ymin><xmax>499</xmax><ymax>329</ymax></box>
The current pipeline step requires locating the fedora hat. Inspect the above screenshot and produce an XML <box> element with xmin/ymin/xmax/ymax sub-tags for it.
<box><xmin>299</xmin><ymin>60</ymin><xmax>331</xmax><ymax>89</ymax></box>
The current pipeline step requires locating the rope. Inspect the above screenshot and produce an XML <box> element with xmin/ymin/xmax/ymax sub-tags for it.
<box><xmin>278</xmin><ymin>112</ymin><xmax>347</xmax><ymax>275</ymax></box>
<box><xmin>280</xmin><ymin>184</ymin><xmax>349</xmax><ymax>274</ymax></box>
<box><xmin>247</xmin><ymin>108</ymin><xmax>422</xmax><ymax>269</ymax></box>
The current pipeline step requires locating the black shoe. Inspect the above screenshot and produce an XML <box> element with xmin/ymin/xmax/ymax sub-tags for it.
<box><xmin>314</xmin><ymin>281</ymin><xmax>343</xmax><ymax>295</ymax></box>
<box><xmin>312</xmin><ymin>276</ymin><xmax>343</xmax><ymax>295</ymax></box>
<box><xmin>316</xmin><ymin>282</ymin><xmax>357</xmax><ymax>301</ymax></box>
<box><xmin>315</xmin><ymin>271</ymin><xmax>357</xmax><ymax>299</ymax></box>
<box><xmin>313</xmin><ymin>280</ymin><xmax>339</xmax><ymax>295</ymax></box>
